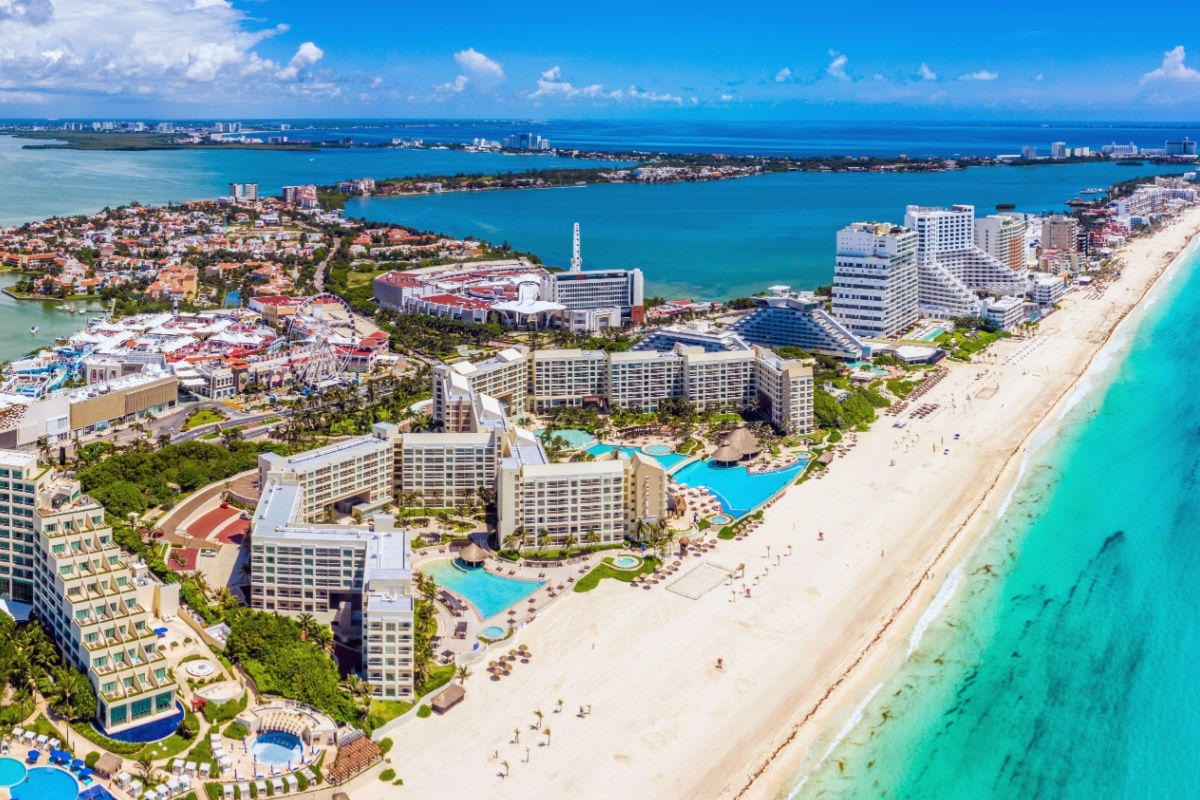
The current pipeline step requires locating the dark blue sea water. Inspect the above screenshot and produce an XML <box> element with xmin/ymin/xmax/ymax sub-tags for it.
<box><xmin>787</xmin><ymin>241</ymin><xmax>1200</xmax><ymax>799</ymax></box>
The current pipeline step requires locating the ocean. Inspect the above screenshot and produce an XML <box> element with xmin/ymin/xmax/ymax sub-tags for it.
<box><xmin>785</xmin><ymin>239</ymin><xmax>1200</xmax><ymax>799</ymax></box>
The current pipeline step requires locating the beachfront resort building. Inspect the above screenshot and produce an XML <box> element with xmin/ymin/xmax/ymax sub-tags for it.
<box><xmin>432</xmin><ymin>344</ymin><xmax>815</xmax><ymax>434</ymax></box>
<box><xmin>830</xmin><ymin>222</ymin><xmax>919</xmax><ymax>338</ymax></box>
<box><xmin>904</xmin><ymin>204</ymin><xmax>1027</xmax><ymax>319</ymax></box>
<box><xmin>727</xmin><ymin>288</ymin><xmax>866</xmax><ymax>358</ymax></box>
<box><xmin>250</xmin><ymin>425</ymin><xmax>416</xmax><ymax>701</ymax></box>
<box><xmin>1041</xmin><ymin>215</ymin><xmax>1080</xmax><ymax>254</ymax></box>
<box><xmin>0</xmin><ymin>450</ymin><xmax>181</xmax><ymax>735</ymax></box>
<box><xmin>974</xmin><ymin>213</ymin><xmax>1029</xmax><ymax>272</ymax></box>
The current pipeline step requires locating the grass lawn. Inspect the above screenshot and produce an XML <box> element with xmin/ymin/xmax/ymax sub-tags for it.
<box><xmin>182</xmin><ymin>408</ymin><xmax>226</xmax><ymax>431</ymax></box>
<box><xmin>366</xmin><ymin>664</ymin><xmax>456</xmax><ymax>729</ymax></box>
<box><xmin>574</xmin><ymin>556</ymin><xmax>661</xmax><ymax>592</ymax></box>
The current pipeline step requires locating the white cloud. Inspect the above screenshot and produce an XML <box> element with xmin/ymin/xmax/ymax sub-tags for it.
<box><xmin>826</xmin><ymin>49</ymin><xmax>848</xmax><ymax>81</ymax></box>
<box><xmin>0</xmin><ymin>0</ymin><xmax>340</xmax><ymax>105</ymax></box>
<box><xmin>720</xmin><ymin>92</ymin><xmax>734</xmax><ymax>101</ymax></box>
<box><xmin>1141</xmin><ymin>45</ymin><xmax>1200</xmax><ymax>82</ymax></box>
<box><xmin>774</xmin><ymin>66</ymin><xmax>793</xmax><ymax>83</ymax></box>
<box><xmin>434</xmin><ymin>74</ymin><xmax>469</xmax><ymax>94</ymax></box>
<box><xmin>1034</xmin><ymin>73</ymin><xmax>1044</xmax><ymax>81</ymax></box>
<box><xmin>275</xmin><ymin>40</ymin><xmax>322</xmax><ymax>81</ymax></box>
<box><xmin>453</xmin><ymin>47</ymin><xmax>504</xmax><ymax>84</ymax></box>
<box><xmin>0</xmin><ymin>89</ymin><xmax>48</xmax><ymax>103</ymax></box>
<box><xmin>918</xmin><ymin>62</ymin><xmax>937</xmax><ymax>81</ymax></box>
<box><xmin>958</xmin><ymin>69</ymin><xmax>998</xmax><ymax>81</ymax></box>
<box><xmin>528</xmin><ymin>66</ymin><xmax>686</xmax><ymax>105</ymax></box>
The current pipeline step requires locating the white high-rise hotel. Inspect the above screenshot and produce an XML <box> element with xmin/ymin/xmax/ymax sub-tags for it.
<box><xmin>904</xmin><ymin>204</ymin><xmax>1025</xmax><ymax>319</ymax></box>
<box><xmin>831</xmin><ymin>222</ymin><xmax>919</xmax><ymax>338</ymax></box>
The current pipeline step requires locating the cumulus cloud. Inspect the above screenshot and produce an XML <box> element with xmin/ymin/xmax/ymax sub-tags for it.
<box><xmin>454</xmin><ymin>47</ymin><xmax>503</xmax><ymax>84</ymax></box>
<box><xmin>774</xmin><ymin>66</ymin><xmax>793</xmax><ymax>83</ymax></box>
<box><xmin>826</xmin><ymin>50</ymin><xmax>848</xmax><ymax>81</ymax></box>
<box><xmin>1142</xmin><ymin>45</ymin><xmax>1200</xmax><ymax>82</ymax></box>
<box><xmin>0</xmin><ymin>0</ymin><xmax>340</xmax><ymax>104</ymax></box>
<box><xmin>958</xmin><ymin>69</ymin><xmax>998</xmax><ymax>81</ymax></box>
<box><xmin>917</xmin><ymin>62</ymin><xmax>937</xmax><ymax>81</ymax></box>
<box><xmin>0</xmin><ymin>0</ymin><xmax>52</xmax><ymax>24</ymax></box>
<box><xmin>528</xmin><ymin>66</ymin><xmax>687</xmax><ymax>105</ymax></box>
<box><xmin>275</xmin><ymin>40</ymin><xmax>323</xmax><ymax>81</ymax></box>
<box><xmin>434</xmin><ymin>74</ymin><xmax>469</xmax><ymax>94</ymax></box>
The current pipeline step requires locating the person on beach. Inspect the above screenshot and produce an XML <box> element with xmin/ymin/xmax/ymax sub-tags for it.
<box><xmin>818</xmin><ymin>531</ymin><xmax>824</xmax><ymax>541</ymax></box>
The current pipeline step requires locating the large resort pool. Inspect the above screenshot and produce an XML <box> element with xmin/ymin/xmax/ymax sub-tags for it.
<box><xmin>672</xmin><ymin>459</ymin><xmax>807</xmax><ymax>517</ymax></box>
<box><xmin>9</xmin><ymin>766</ymin><xmax>79</xmax><ymax>800</ymax></box>
<box><xmin>421</xmin><ymin>559</ymin><xmax>544</xmax><ymax>621</ymax></box>
<box><xmin>586</xmin><ymin>443</ymin><xmax>688</xmax><ymax>469</ymax></box>
<box><xmin>250</xmin><ymin>731</ymin><xmax>304</xmax><ymax>767</ymax></box>
<box><xmin>0</xmin><ymin>757</ymin><xmax>27</xmax><ymax>786</ymax></box>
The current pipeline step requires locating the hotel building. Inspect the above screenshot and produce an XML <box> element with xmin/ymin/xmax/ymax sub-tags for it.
<box><xmin>250</xmin><ymin>425</ymin><xmax>415</xmax><ymax>701</ymax></box>
<box><xmin>904</xmin><ymin>204</ymin><xmax>1026</xmax><ymax>319</ymax></box>
<box><xmin>728</xmin><ymin>289</ymin><xmax>866</xmax><ymax>359</ymax></box>
<box><xmin>974</xmin><ymin>213</ymin><xmax>1028</xmax><ymax>273</ymax></box>
<box><xmin>831</xmin><ymin>222</ymin><xmax>919</xmax><ymax>338</ymax></box>
<box><xmin>433</xmin><ymin>344</ymin><xmax>815</xmax><ymax>435</ymax></box>
<box><xmin>0</xmin><ymin>450</ymin><xmax>180</xmax><ymax>735</ymax></box>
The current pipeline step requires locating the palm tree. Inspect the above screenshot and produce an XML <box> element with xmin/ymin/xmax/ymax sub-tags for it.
<box><xmin>296</xmin><ymin>612</ymin><xmax>317</xmax><ymax>639</ymax></box>
<box><xmin>555</xmin><ymin>698</ymin><xmax>564</xmax><ymax>714</ymax></box>
<box><xmin>512</xmin><ymin>727</ymin><xmax>520</xmax><ymax>743</ymax></box>
<box><xmin>543</xmin><ymin>727</ymin><xmax>551</xmax><ymax>747</ymax></box>
<box><xmin>501</xmin><ymin>759</ymin><xmax>509</xmax><ymax>777</ymax></box>
<box><xmin>189</xmin><ymin>571</ymin><xmax>210</xmax><ymax>598</ymax></box>
<box><xmin>533</xmin><ymin>709</ymin><xmax>543</xmax><ymax>729</ymax></box>
<box><xmin>135</xmin><ymin>753</ymin><xmax>155</xmax><ymax>783</ymax></box>
<box><xmin>455</xmin><ymin>664</ymin><xmax>471</xmax><ymax>686</ymax></box>
<box><xmin>312</xmin><ymin>625</ymin><xmax>334</xmax><ymax>653</ymax></box>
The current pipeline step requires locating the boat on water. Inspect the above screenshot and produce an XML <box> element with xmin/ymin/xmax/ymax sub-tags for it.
<box><xmin>29</xmin><ymin>326</ymin><xmax>38</xmax><ymax>335</ymax></box>
<box><xmin>1080</xmin><ymin>187</ymin><xmax>1104</xmax><ymax>194</ymax></box>
<box><xmin>55</xmin><ymin>302</ymin><xmax>75</xmax><ymax>312</ymax></box>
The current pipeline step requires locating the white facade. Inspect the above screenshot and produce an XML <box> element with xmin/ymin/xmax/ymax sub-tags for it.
<box><xmin>905</xmin><ymin>204</ymin><xmax>1026</xmax><ymax>319</ymax></box>
<box><xmin>831</xmin><ymin>222</ymin><xmax>919</xmax><ymax>338</ymax></box>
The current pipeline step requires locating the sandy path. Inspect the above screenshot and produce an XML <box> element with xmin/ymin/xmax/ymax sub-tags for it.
<box><xmin>349</xmin><ymin>208</ymin><xmax>1200</xmax><ymax>800</ymax></box>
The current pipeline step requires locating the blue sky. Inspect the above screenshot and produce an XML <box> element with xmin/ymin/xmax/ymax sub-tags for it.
<box><xmin>3</xmin><ymin>0</ymin><xmax>1200</xmax><ymax>119</ymax></box>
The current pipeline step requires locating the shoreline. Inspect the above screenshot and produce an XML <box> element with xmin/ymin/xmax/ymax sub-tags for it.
<box><xmin>348</xmin><ymin>207</ymin><xmax>1200</xmax><ymax>800</ymax></box>
<box><xmin>741</xmin><ymin>212</ymin><xmax>1200</xmax><ymax>799</ymax></box>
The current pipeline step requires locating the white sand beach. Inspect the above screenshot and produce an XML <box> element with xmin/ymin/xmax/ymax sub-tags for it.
<box><xmin>345</xmin><ymin>206</ymin><xmax>1200</xmax><ymax>800</ymax></box>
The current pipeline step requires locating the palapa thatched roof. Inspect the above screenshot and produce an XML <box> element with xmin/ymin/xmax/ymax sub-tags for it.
<box><xmin>458</xmin><ymin>542</ymin><xmax>488</xmax><ymax>564</ymax></box>
<box><xmin>712</xmin><ymin>444</ymin><xmax>742</xmax><ymax>463</ymax></box>
<box><xmin>724</xmin><ymin>427</ymin><xmax>761</xmax><ymax>455</ymax></box>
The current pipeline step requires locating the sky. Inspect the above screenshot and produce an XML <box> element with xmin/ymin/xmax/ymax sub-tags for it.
<box><xmin>3</xmin><ymin>0</ymin><xmax>1200</xmax><ymax>120</ymax></box>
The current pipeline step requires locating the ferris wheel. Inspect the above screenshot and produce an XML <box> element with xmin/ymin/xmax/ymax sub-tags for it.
<box><xmin>286</xmin><ymin>293</ymin><xmax>353</xmax><ymax>389</ymax></box>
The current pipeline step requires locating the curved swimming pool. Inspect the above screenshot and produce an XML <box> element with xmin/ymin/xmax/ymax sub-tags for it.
<box><xmin>0</xmin><ymin>757</ymin><xmax>27</xmax><ymax>787</ymax></box>
<box><xmin>672</xmin><ymin>459</ymin><xmax>807</xmax><ymax>517</ymax></box>
<box><xmin>93</xmin><ymin>700</ymin><xmax>185</xmax><ymax>743</ymax></box>
<box><xmin>612</xmin><ymin>556</ymin><xmax>640</xmax><ymax>569</ymax></box>
<box><xmin>10</xmin><ymin>766</ymin><xmax>78</xmax><ymax>800</ymax></box>
<box><xmin>480</xmin><ymin>624</ymin><xmax>506</xmax><ymax>639</ymax></box>
<box><xmin>421</xmin><ymin>560</ymin><xmax>544</xmax><ymax>621</ymax></box>
<box><xmin>251</xmin><ymin>731</ymin><xmax>303</xmax><ymax>767</ymax></box>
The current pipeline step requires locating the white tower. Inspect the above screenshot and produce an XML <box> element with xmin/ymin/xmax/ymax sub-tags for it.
<box><xmin>570</xmin><ymin>222</ymin><xmax>582</xmax><ymax>272</ymax></box>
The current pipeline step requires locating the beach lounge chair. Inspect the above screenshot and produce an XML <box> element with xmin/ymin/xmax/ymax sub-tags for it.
<box><xmin>222</xmin><ymin>784</ymin><xmax>234</xmax><ymax>800</ymax></box>
<box><xmin>255</xmin><ymin>780</ymin><xmax>268</xmax><ymax>796</ymax></box>
<box><xmin>47</xmin><ymin>739</ymin><xmax>60</xmax><ymax>750</ymax></box>
<box><xmin>12</xmin><ymin>727</ymin><xmax>24</xmax><ymax>739</ymax></box>
<box><xmin>286</xmin><ymin>774</ymin><xmax>299</xmax><ymax>792</ymax></box>
<box><xmin>236</xmin><ymin>782</ymin><xmax>250</xmax><ymax>798</ymax></box>
<box><xmin>301</xmin><ymin>767</ymin><xmax>318</xmax><ymax>784</ymax></box>
<box><xmin>35</xmin><ymin>734</ymin><xmax>47</xmax><ymax>746</ymax></box>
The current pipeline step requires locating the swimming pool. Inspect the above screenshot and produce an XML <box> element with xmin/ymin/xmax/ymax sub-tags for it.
<box><xmin>847</xmin><ymin>360</ymin><xmax>889</xmax><ymax>376</ymax></box>
<box><xmin>708</xmin><ymin>514</ymin><xmax>733</xmax><ymax>525</ymax></box>
<box><xmin>480</xmin><ymin>624</ymin><xmax>506</xmax><ymax>639</ymax></box>
<box><xmin>612</xmin><ymin>556</ymin><xmax>640</xmax><ymax>569</ymax></box>
<box><xmin>539</xmin><ymin>428</ymin><xmax>596</xmax><ymax>450</ymax></box>
<box><xmin>919</xmin><ymin>326</ymin><xmax>948</xmax><ymax>341</ymax></box>
<box><xmin>0</xmin><ymin>757</ymin><xmax>27</xmax><ymax>787</ymax></box>
<box><xmin>10</xmin><ymin>766</ymin><xmax>78</xmax><ymax>800</ymax></box>
<box><xmin>93</xmin><ymin>701</ymin><xmax>184</xmax><ymax>743</ymax></box>
<box><xmin>251</xmin><ymin>731</ymin><xmax>303</xmax><ymax>767</ymax></box>
<box><xmin>672</xmin><ymin>459</ymin><xmax>806</xmax><ymax>517</ymax></box>
<box><xmin>642</xmin><ymin>444</ymin><xmax>675</xmax><ymax>456</ymax></box>
<box><xmin>421</xmin><ymin>560</ymin><xmax>544</xmax><ymax>621</ymax></box>
<box><xmin>586</xmin><ymin>444</ymin><xmax>687</xmax><ymax>469</ymax></box>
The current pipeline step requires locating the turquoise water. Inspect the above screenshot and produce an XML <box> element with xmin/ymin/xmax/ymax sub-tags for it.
<box><xmin>10</xmin><ymin>767</ymin><xmax>78</xmax><ymax>800</ymax></box>
<box><xmin>0</xmin><ymin>757</ymin><xmax>26</xmax><ymax>786</ymax></box>
<box><xmin>847</xmin><ymin>361</ymin><xmax>889</xmax><ymax>376</ymax></box>
<box><xmin>642</xmin><ymin>444</ymin><xmax>675</xmax><ymax>456</ymax></box>
<box><xmin>612</xmin><ymin>556</ymin><xmax>640</xmax><ymax>569</ymax></box>
<box><xmin>421</xmin><ymin>560</ymin><xmax>544</xmax><ymax>621</ymax></box>
<box><xmin>918</xmin><ymin>326</ymin><xmax>948</xmax><ymax>341</ymax></box>
<box><xmin>251</xmin><ymin>731</ymin><xmax>302</xmax><ymax>766</ymax></box>
<box><xmin>0</xmin><ymin>271</ymin><xmax>105</xmax><ymax>363</ymax></box>
<box><xmin>480</xmin><ymin>625</ymin><xmax>506</xmax><ymax>639</ymax></box>
<box><xmin>672</xmin><ymin>459</ymin><xmax>806</xmax><ymax>517</ymax></box>
<box><xmin>541</xmin><ymin>428</ymin><xmax>597</xmax><ymax>449</ymax></box>
<box><xmin>347</xmin><ymin>161</ymin><xmax>1186</xmax><ymax>299</ymax></box>
<box><xmin>586</xmin><ymin>443</ymin><xmax>687</xmax><ymax>469</ymax></box>
<box><xmin>790</xmin><ymin>242</ymin><xmax>1200</xmax><ymax>798</ymax></box>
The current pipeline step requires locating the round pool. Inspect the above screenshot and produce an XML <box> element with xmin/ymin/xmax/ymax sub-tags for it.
<box><xmin>709</xmin><ymin>514</ymin><xmax>733</xmax><ymax>525</ymax></box>
<box><xmin>10</xmin><ymin>766</ymin><xmax>78</xmax><ymax>800</ymax></box>
<box><xmin>480</xmin><ymin>625</ymin><xmax>505</xmax><ymax>639</ymax></box>
<box><xmin>185</xmin><ymin>659</ymin><xmax>216</xmax><ymax>677</ymax></box>
<box><xmin>613</xmin><ymin>556</ymin><xmax>640</xmax><ymax>569</ymax></box>
<box><xmin>0</xmin><ymin>757</ymin><xmax>27</xmax><ymax>787</ymax></box>
<box><xmin>641</xmin><ymin>443</ymin><xmax>674</xmax><ymax>456</ymax></box>
<box><xmin>251</xmin><ymin>731</ymin><xmax>303</xmax><ymax>766</ymax></box>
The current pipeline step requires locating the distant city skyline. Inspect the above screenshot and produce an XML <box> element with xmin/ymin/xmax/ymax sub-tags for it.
<box><xmin>4</xmin><ymin>1</ymin><xmax>1200</xmax><ymax>119</ymax></box>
